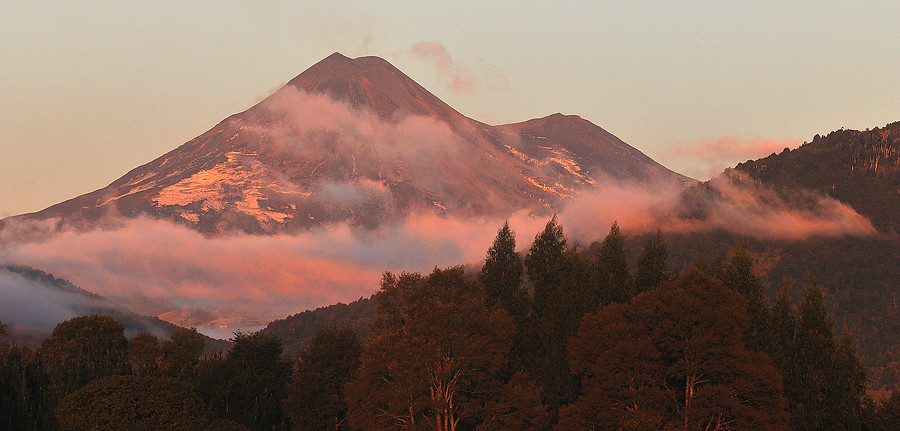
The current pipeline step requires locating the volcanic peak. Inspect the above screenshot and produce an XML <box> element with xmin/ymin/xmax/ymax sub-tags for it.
<box><xmin>285</xmin><ymin>52</ymin><xmax>464</xmax><ymax>123</ymax></box>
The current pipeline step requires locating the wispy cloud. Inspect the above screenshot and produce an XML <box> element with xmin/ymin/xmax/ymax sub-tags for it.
<box><xmin>407</xmin><ymin>41</ymin><xmax>477</xmax><ymax>96</ymax></box>
<box><xmin>654</xmin><ymin>136</ymin><xmax>803</xmax><ymax>180</ymax></box>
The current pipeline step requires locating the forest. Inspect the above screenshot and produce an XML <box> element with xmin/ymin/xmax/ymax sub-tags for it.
<box><xmin>2</xmin><ymin>219</ymin><xmax>900</xmax><ymax>430</ymax></box>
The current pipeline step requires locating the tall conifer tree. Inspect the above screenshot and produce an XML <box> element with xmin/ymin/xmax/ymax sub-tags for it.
<box><xmin>523</xmin><ymin>217</ymin><xmax>596</xmax><ymax>420</ymax></box>
<box><xmin>634</xmin><ymin>229</ymin><xmax>671</xmax><ymax>293</ymax></box>
<box><xmin>768</xmin><ymin>283</ymin><xmax>797</xmax><ymax>374</ymax></box>
<box><xmin>721</xmin><ymin>241</ymin><xmax>770</xmax><ymax>351</ymax></box>
<box><xmin>595</xmin><ymin>222</ymin><xmax>633</xmax><ymax>304</ymax></box>
<box><xmin>792</xmin><ymin>280</ymin><xmax>869</xmax><ymax>430</ymax></box>
<box><xmin>480</xmin><ymin>221</ymin><xmax>528</xmax><ymax>327</ymax></box>
<box><xmin>525</xmin><ymin>216</ymin><xmax>567</xmax><ymax>308</ymax></box>
<box><xmin>286</xmin><ymin>326</ymin><xmax>361</xmax><ymax>431</ymax></box>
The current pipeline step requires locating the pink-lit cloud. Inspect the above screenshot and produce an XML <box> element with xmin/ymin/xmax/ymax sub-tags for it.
<box><xmin>408</xmin><ymin>41</ymin><xmax>477</xmax><ymax>96</ymax></box>
<box><xmin>678</xmin><ymin>171</ymin><xmax>876</xmax><ymax>240</ymax></box>
<box><xmin>556</xmin><ymin>171</ymin><xmax>874</xmax><ymax>243</ymax></box>
<box><xmin>654</xmin><ymin>136</ymin><xmax>804</xmax><ymax>180</ymax></box>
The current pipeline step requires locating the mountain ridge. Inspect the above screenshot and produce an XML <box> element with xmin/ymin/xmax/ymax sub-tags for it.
<box><xmin>0</xmin><ymin>264</ymin><xmax>230</xmax><ymax>352</ymax></box>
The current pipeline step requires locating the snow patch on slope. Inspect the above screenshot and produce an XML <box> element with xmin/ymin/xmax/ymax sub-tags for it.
<box><xmin>153</xmin><ymin>151</ymin><xmax>297</xmax><ymax>225</ymax></box>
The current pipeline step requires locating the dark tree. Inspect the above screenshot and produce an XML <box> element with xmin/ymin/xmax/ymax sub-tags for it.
<box><xmin>524</xmin><ymin>216</ymin><xmax>567</xmax><ymax>300</ymax></box>
<box><xmin>595</xmin><ymin>222</ymin><xmax>633</xmax><ymax>304</ymax></box>
<box><xmin>128</xmin><ymin>331</ymin><xmax>161</xmax><ymax>376</ymax></box>
<box><xmin>560</xmin><ymin>270</ymin><xmax>789</xmax><ymax>431</ymax></box>
<box><xmin>285</xmin><ymin>326</ymin><xmax>362</xmax><ymax>430</ymax></box>
<box><xmin>719</xmin><ymin>241</ymin><xmax>770</xmax><ymax>351</ymax></box>
<box><xmin>478</xmin><ymin>371</ymin><xmax>550</xmax><ymax>431</ymax></box>
<box><xmin>792</xmin><ymin>280</ymin><xmax>868</xmax><ymax>431</ymax></box>
<box><xmin>793</xmin><ymin>280</ymin><xmax>837</xmax><ymax>430</ymax></box>
<box><xmin>160</xmin><ymin>327</ymin><xmax>204</xmax><ymax>381</ymax></box>
<box><xmin>767</xmin><ymin>283</ymin><xmax>797</xmax><ymax>381</ymax></box>
<box><xmin>825</xmin><ymin>332</ymin><xmax>869</xmax><ymax>429</ymax></box>
<box><xmin>39</xmin><ymin>315</ymin><xmax>129</xmax><ymax>395</ymax></box>
<box><xmin>1</xmin><ymin>346</ymin><xmax>55</xmax><ymax>430</ymax></box>
<box><xmin>523</xmin><ymin>218</ymin><xmax>596</xmax><ymax>418</ymax></box>
<box><xmin>215</xmin><ymin>332</ymin><xmax>291</xmax><ymax>431</ymax></box>
<box><xmin>873</xmin><ymin>390</ymin><xmax>900</xmax><ymax>431</ymax></box>
<box><xmin>480</xmin><ymin>221</ymin><xmax>528</xmax><ymax>328</ymax></box>
<box><xmin>196</xmin><ymin>354</ymin><xmax>229</xmax><ymax>421</ymax></box>
<box><xmin>633</xmin><ymin>229</ymin><xmax>671</xmax><ymax>293</ymax></box>
<box><xmin>346</xmin><ymin>267</ymin><xmax>529</xmax><ymax>430</ymax></box>
<box><xmin>692</xmin><ymin>248</ymin><xmax>712</xmax><ymax>276</ymax></box>
<box><xmin>0</xmin><ymin>319</ymin><xmax>8</xmax><ymax>356</ymax></box>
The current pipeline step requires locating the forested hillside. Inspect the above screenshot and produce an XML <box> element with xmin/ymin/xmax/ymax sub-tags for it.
<box><xmin>260</xmin><ymin>297</ymin><xmax>375</xmax><ymax>359</ymax></box>
<box><xmin>735</xmin><ymin>122</ymin><xmax>900</xmax><ymax>234</ymax></box>
<box><xmin>653</xmin><ymin>231</ymin><xmax>900</xmax><ymax>389</ymax></box>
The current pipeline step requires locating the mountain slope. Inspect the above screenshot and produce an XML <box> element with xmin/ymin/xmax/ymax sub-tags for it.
<box><xmin>3</xmin><ymin>53</ymin><xmax>692</xmax><ymax>234</ymax></box>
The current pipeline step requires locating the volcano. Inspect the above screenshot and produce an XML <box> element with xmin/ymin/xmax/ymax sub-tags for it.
<box><xmin>4</xmin><ymin>53</ymin><xmax>693</xmax><ymax>234</ymax></box>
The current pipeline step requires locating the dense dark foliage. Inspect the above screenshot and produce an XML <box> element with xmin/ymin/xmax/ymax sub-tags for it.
<box><xmin>655</xmin><ymin>231</ymin><xmax>900</xmax><ymax>389</ymax></box>
<box><xmin>39</xmin><ymin>315</ymin><xmax>130</xmax><ymax>396</ymax></box>
<box><xmin>560</xmin><ymin>270</ymin><xmax>789</xmax><ymax>430</ymax></box>
<box><xmin>523</xmin><ymin>217</ymin><xmax>597</xmax><ymax>419</ymax></box>
<box><xmin>202</xmin><ymin>332</ymin><xmax>292</xmax><ymax>430</ymax></box>
<box><xmin>480</xmin><ymin>221</ymin><xmax>529</xmax><ymax>329</ymax></box>
<box><xmin>284</xmin><ymin>326</ymin><xmax>361</xmax><ymax>430</ymax></box>
<box><xmin>344</xmin><ymin>267</ymin><xmax>543</xmax><ymax>430</ymax></box>
<box><xmin>594</xmin><ymin>222</ymin><xmax>633</xmax><ymax>304</ymax></box>
<box><xmin>55</xmin><ymin>375</ymin><xmax>209</xmax><ymax>430</ymax></box>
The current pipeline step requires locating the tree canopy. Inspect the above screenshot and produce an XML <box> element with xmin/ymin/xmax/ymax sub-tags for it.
<box><xmin>345</xmin><ymin>267</ymin><xmax>533</xmax><ymax>430</ymax></box>
<box><xmin>560</xmin><ymin>270</ymin><xmax>789</xmax><ymax>430</ymax></box>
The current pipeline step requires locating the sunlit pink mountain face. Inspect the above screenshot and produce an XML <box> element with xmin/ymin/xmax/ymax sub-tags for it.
<box><xmin>5</xmin><ymin>53</ymin><xmax>693</xmax><ymax>234</ymax></box>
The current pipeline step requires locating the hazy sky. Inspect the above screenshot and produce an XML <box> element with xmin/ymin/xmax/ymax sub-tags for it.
<box><xmin>2</xmin><ymin>1</ymin><xmax>898</xmax><ymax>216</ymax></box>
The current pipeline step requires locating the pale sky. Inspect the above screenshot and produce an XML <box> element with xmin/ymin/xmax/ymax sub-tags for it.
<box><xmin>2</xmin><ymin>1</ymin><xmax>898</xmax><ymax>216</ymax></box>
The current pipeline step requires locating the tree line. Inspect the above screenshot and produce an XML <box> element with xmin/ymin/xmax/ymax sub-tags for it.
<box><xmin>2</xmin><ymin>218</ymin><xmax>900</xmax><ymax>430</ymax></box>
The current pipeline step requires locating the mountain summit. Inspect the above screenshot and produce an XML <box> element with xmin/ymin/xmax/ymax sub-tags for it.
<box><xmin>5</xmin><ymin>53</ymin><xmax>693</xmax><ymax>234</ymax></box>
<box><xmin>286</xmin><ymin>52</ymin><xmax>466</xmax><ymax>123</ymax></box>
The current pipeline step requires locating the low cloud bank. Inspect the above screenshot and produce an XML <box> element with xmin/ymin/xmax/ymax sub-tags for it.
<box><xmin>562</xmin><ymin>171</ymin><xmax>874</xmax><ymax>241</ymax></box>
<box><xmin>670</xmin><ymin>172</ymin><xmax>876</xmax><ymax>240</ymax></box>
<box><xmin>0</xmin><ymin>212</ymin><xmax>546</xmax><ymax>332</ymax></box>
